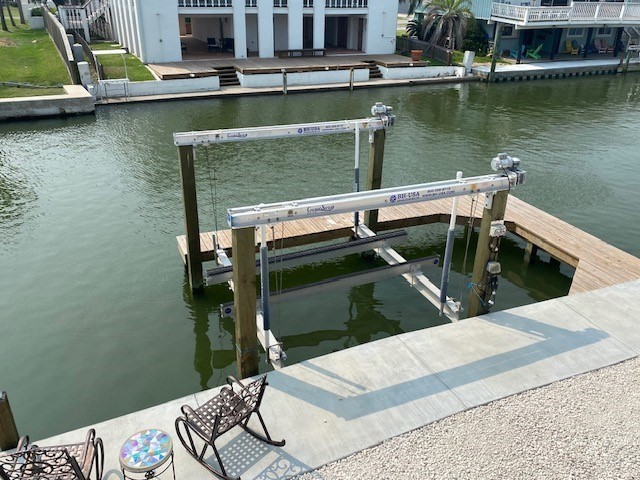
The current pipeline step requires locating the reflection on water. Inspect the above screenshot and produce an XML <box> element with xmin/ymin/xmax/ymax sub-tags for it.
<box><xmin>0</xmin><ymin>74</ymin><xmax>638</xmax><ymax>440</ymax></box>
<box><xmin>0</xmin><ymin>147</ymin><xmax>38</xmax><ymax>243</ymax></box>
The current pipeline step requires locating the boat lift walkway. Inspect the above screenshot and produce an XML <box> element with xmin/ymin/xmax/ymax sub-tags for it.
<box><xmin>40</xmin><ymin>279</ymin><xmax>640</xmax><ymax>479</ymax></box>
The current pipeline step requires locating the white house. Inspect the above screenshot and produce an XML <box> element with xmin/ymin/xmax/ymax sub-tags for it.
<box><xmin>103</xmin><ymin>0</ymin><xmax>400</xmax><ymax>63</ymax></box>
<box><xmin>470</xmin><ymin>0</ymin><xmax>640</xmax><ymax>60</ymax></box>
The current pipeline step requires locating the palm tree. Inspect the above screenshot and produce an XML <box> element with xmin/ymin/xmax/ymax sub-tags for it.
<box><xmin>403</xmin><ymin>0</ymin><xmax>473</xmax><ymax>51</ymax></box>
<box><xmin>3</xmin><ymin>0</ymin><xmax>17</xmax><ymax>28</ymax></box>
<box><xmin>0</xmin><ymin>4</ymin><xmax>7</xmax><ymax>31</ymax></box>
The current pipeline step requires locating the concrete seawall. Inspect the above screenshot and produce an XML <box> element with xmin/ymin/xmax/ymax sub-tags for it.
<box><xmin>0</xmin><ymin>85</ymin><xmax>95</xmax><ymax>121</ymax></box>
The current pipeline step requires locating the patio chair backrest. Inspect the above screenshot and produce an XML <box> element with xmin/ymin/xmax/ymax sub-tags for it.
<box><xmin>207</xmin><ymin>37</ymin><xmax>217</xmax><ymax>46</ymax></box>
<box><xmin>0</xmin><ymin>448</ymin><xmax>85</xmax><ymax>480</ymax></box>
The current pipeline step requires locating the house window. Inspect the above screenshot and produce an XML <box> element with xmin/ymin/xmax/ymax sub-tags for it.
<box><xmin>502</xmin><ymin>25</ymin><xmax>517</xmax><ymax>38</ymax></box>
<box><xmin>596</xmin><ymin>27</ymin><xmax>612</xmax><ymax>36</ymax></box>
<box><xmin>566</xmin><ymin>27</ymin><xmax>583</xmax><ymax>38</ymax></box>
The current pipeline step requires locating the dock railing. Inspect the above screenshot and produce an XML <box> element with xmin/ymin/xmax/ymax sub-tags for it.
<box><xmin>73</xmin><ymin>30</ymin><xmax>104</xmax><ymax>81</ymax></box>
<box><xmin>42</xmin><ymin>6</ymin><xmax>79</xmax><ymax>85</ymax></box>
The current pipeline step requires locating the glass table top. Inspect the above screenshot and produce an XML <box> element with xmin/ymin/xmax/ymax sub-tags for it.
<box><xmin>119</xmin><ymin>429</ymin><xmax>173</xmax><ymax>473</ymax></box>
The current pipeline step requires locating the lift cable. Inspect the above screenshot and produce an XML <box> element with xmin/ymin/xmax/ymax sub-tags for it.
<box><xmin>458</xmin><ymin>193</ymin><xmax>479</xmax><ymax>301</ymax></box>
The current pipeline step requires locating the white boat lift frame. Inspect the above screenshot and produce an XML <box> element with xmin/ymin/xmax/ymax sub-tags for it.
<box><xmin>174</xmin><ymin>104</ymin><xmax>525</xmax><ymax>375</ymax></box>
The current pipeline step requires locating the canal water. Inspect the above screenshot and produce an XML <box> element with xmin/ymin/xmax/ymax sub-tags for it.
<box><xmin>1</xmin><ymin>74</ymin><xmax>639</xmax><ymax>440</ymax></box>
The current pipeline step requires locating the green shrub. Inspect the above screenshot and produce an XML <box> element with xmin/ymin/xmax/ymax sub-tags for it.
<box><xmin>461</xmin><ymin>19</ymin><xmax>488</xmax><ymax>56</ymax></box>
<box><xmin>30</xmin><ymin>7</ymin><xmax>42</xmax><ymax>16</ymax></box>
<box><xmin>406</xmin><ymin>19</ymin><xmax>424</xmax><ymax>39</ymax></box>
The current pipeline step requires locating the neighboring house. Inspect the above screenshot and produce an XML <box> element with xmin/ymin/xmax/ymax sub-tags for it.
<box><xmin>470</xmin><ymin>0</ymin><xmax>640</xmax><ymax>60</ymax></box>
<box><xmin>62</xmin><ymin>0</ymin><xmax>401</xmax><ymax>63</ymax></box>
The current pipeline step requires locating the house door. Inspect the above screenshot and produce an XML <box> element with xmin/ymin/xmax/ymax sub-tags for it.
<box><xmin>303</xmin><ymin>16</ymin><xmax>313</xmax><ymax>49</ymax></box>
<box><xmin>337</xmin><ymin>17</ymin><xmax>348</xmax><ymax>48</ymax></box>
<box><xmin>357</xmin><ymin>18</ymin><xmax>364</xmax><ymax>51</ymax></box>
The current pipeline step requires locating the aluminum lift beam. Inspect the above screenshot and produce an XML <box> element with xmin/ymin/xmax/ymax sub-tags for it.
<box><xmin>172</xmin><ymin>106</ymin><xmax>394</xmax><ymax>147</ymax></box>
<box><xmin>226</xmin><ymin>172</ymin><xmax>524</xmax><ymax>228</ymax></box>
<box><xmin>357</xmin><ymin>224</ymin><xmax>461</xmax><ymax>321</ymax></box>
<box><xmin>205</xmin><ymin>230</ymin><xmax>409</xmax><ymax>286</ymax></box>
<box><xmin>220</xmin><ymin>255</ymin><xmax>440</xmax><ymax>319</ymax></box>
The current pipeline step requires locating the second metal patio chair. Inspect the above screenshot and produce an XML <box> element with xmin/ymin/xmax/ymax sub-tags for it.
<box><xmin>175</xmin><ymin>375</ymin><xmax>285</xmax><ymax>480</ymax></box>
<box><xmin>0</xmin><ymin>429</ymin><xmax>104</xmax><ymax>480</ymax></box>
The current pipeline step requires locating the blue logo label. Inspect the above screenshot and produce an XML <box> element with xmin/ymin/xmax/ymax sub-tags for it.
<box><xmin>390</xmin><ymin>195</ymin><xmax>397</xmax><ymax>203</ymax></box>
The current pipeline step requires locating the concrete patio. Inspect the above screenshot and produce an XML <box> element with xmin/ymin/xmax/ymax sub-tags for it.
<box><xmin>35</xmin><ymin>278</ymin><xmax>640</xmax><ymax>479</ymax></box>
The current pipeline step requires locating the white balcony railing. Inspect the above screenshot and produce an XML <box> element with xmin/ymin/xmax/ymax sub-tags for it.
<box><xmin>178</xmin><ymin>0</ymin><xmax>232</xmax><ymax>7</ymax></box>
<box><xmin>491</xmin><ymin>1</ymin><xmax>640</xmax><ymax>25</ymax></box>
<box><xmin>177</xmin><ymin>0</ymin><xmax>370</xmax><ymax>8</ymax></box>
<box><xmin>326</xmin><ymin>0</ymin><xmax>368</xmax><ymax>7</ymax></box>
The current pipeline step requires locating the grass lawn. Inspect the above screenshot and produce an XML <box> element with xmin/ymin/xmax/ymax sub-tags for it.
<box><xmin>90</xmin><ymin>41</ymin><xmax>155</xmax><ymax>81</ymax></box>
<box><xmin>452</xmin><ymin>50</ymin><xmax>510</xmax><ymax>65</ymax></box>
<box><xmin>0</xmin><ymin>7</ymin><xmax>68</xmax><ymax>98</ymax></box>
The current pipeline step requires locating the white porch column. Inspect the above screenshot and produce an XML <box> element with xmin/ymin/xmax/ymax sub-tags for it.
<box><xmin>288</xmin><ymin>0</ymin><xmax>303</xmax><ymax>50</ymax></box>
<box><xmin>132</xmin><ymin>0</ymin><xmax>144</xmax><ymax>60</ymax></box>
<box><xmin>109</xmin><ymin>0</ymin><xmax>121</xmax><ymax>43</ymax></box>
<box><xmin>313</xmin><ymin>0</ymin><xmax>325</xmax><ymax>49</ymax></box>
<box><xmin>233</xmin><ymin>0</ymin><xmax>247</xmax><ymax>59</ymax></box>
<box><xmin>257</xmin><ymin>0</ymin><xmax>275</xmax><ymax>57</ymax></box>
<box><xmin>115</xmin><ymin>0</ymin><xmax>127</xmax><ymax>45</ymax></box>
<box><xmin>125</xmin><ymin>0</ymin><xmax>136</xmax><ymax>54</ymax></box>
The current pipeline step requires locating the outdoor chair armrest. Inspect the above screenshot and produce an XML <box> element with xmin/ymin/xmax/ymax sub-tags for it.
<box><xmin>15</xmin><ymin>435</ymin><xmax>31</xmax><ymax>452</ymax></box>
<box><xmin>226</xmin><ymin>376</ymin><xmax>246</xmax><ymax>391</ymax></box>
<box><xmin>79</xmin><ymin>428</ymin><xmax>96</xmax><ymax>463</ymax></box>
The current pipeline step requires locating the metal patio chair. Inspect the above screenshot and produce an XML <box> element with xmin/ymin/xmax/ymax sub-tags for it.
<box><xmin>0</xmin><ymin>429</ymin><xmax>104</xmax><ymax>480</ymax></box>
<box><xmin>175</xmin><ymin>375</ymin><xmax>285</xmax><ymax>480</ymax></box>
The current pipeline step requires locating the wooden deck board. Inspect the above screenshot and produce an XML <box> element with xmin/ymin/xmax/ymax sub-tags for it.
<box><xmin>177</xmin><ymin>194</ymin><xmax>640</xmax><ymax>295</ymax></box>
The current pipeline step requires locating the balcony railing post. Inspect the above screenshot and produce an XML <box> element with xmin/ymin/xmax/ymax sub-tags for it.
<box><xmin>595</xmin><ymin>3</ymin><xmax>601</xmax><ymax>20</ymax></box>
<box><xmin>620</xmin><ymin>3</ymin><xmax>626</xmax><ymax>19</ymax></box>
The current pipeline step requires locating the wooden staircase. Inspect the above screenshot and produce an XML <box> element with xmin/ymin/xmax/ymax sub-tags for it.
<box><xmin>58</xmin><ymin>0</ymin><xmax>112</xmax><ymax>41</ymax></box>
<box><xmin>365</xmin><ymin>61</ymin><xmax>383</xmax><ymax>80</ymax></box>
<box><xmin>216</xmin><ymin>66</ymin><xmax>240</xmax><ymax>86</ymax></box>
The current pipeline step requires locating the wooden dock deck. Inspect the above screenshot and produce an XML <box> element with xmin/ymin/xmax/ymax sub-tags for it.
<box><xmin>149</xmin><ymin>54</ymin><xmax>427</xmax><ymax>79</ymax></box>
<box><xmin>176</xmin><ymin>194</ymin><xmax>640</xmax><ymax>295</ymax></box>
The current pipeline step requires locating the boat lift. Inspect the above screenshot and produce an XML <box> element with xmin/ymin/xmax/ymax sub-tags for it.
<box><xmin>226</xmin><ymin>157</ymin><xmax>525</xmax><ymax>366</ymax></box>
<box><xmin>174</xmin><ymin>104</ymin><xmax>526</xmax><ymax>373</ymax></box>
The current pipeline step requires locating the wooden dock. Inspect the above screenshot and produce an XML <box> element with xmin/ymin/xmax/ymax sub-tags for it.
<box><xmin>149</xmin><ymin>54</ymin><xmax>427</xmax><ymax>79</ymax></box>
<box><xmin>177</xmin><ymin>194</ymin><xmax>640</xmax><ymax>295</ymax></box>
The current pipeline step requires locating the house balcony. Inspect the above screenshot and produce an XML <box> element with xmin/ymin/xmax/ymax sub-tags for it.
<box><xmin>177</xmin><ymin>0</ymin><xmax>367</xmax><ymax>7</ymax></box>
<box><xmin>491</xmin><ymin>1</ymin><xmax>640</xmax><ymax>28</ymax></box>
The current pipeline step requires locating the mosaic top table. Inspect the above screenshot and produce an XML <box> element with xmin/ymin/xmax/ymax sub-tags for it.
<box><xmin>119</xmin><ymin>429</ymin><xmax>176</xmax><ymax>480</ymax></box>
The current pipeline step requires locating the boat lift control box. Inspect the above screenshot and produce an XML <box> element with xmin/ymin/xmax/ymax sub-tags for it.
<box><xmin>490</xmin><ymin>221</ymin><xmax>507</xmax><ymax>237</ymax></box>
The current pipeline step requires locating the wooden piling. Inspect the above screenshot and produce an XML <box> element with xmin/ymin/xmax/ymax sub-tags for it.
<box><xmin>363</xmin><ymin>129</ymin><xmax>386</xmax><ymax>231</ymax></box>
<box><xmin>233</xmin><ymin>227</ymin><xmax>259</xmax><ymax>379</ymax></box>
<box><xmin>179</xmin><ymin>145</ymin><xmax>203</xmax><ymax>293</ymax></box>
<box><xmin>467</xmin><ymin>191</ymin><xmax>508</xmax><ymax>318</ymax></box>
<box><xmin>0</xmin><ymin>391</ymin><xmax>19</xmax><ymax>451</ymax></box>
<box><xmin>623</xmin><ymin>49</ymin><xmax>632</xmax><ymax>74</ymax></box>
<box><xmin>523</xmin><ymin>241</ymin><xmax>538</xmax><ymax>265</ymax></box>
<box><xmin>488</xmin><ymin>23</ymin><xmax>504</xmax><ymax>83</ymax></box>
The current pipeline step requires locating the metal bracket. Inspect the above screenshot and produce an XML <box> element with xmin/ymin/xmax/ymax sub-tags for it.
<box><xmin>484</xmin><ymin>191</ymin><xmax>494</xmax><ymax>209</ymax></box>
